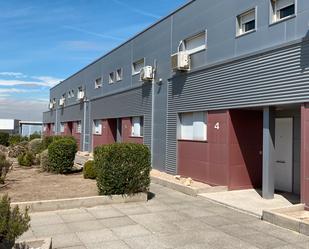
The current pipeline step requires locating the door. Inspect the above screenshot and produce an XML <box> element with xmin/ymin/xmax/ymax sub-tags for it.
<box><xmin>116</xmin><ymin>118</ymin><xmax>122</xmax><ymax>142</ymax></box>
<box><xmin>274</xmin><ymin>118</ymin><xmax>293</xmax><ymax>192</ymax></box>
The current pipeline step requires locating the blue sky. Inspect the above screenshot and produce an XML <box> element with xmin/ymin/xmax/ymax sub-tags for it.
<box><xmin>0</xmin><ymin>0</ymin><xmax>187</xmax><ymax>120</ymax></box>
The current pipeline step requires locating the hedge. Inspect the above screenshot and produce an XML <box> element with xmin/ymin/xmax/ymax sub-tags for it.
<box><xmin>83</xmin><ymin>160</ymin><xmax>97</xmax><ymax>179</ymax></box>
<box><xmin>8</xmin><ymin>135</ymin><xmax>28</xmax><ymax>146</ymax></box>
<box><xmin>18</xmin><ymin>152</ymin><xmax>35</xmax><ymax>167</ymax></box>
<box><xmin>0</xmin><ymin>133</ymin><xmax>9</xmax><ymax>147</ymax></box>
<box><xmin>48</xmin><ymin>138</ymin><xmax>77</xmax><ymax>173</ymax></box>
<box><xmin>94</xmin><ymin>143</ymin><xmax>151</xmax><ymax>195</ymax></box>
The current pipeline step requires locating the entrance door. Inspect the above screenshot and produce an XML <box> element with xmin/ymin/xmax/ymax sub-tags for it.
<box><xmin>274</xmin><ymin>118</ymin><xmax>293</xmax><ymax>192</ymax></box>
<box><xmin>67</xmin><ymin>122</ymin><xmax>73</xmax><ymax>135</ymax></box>
<box><xmin>116</xmin><ymin>118</ymin><xmax>122</xmax><ymax>142</ymax></box>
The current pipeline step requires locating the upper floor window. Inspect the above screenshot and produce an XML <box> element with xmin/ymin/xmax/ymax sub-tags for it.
<box><xmin>132</xmin><ymin>58</ymin><xmax>144</xmax><ymax>75</ymax></box>
<box><xmin>131</xmin><ymin>116</ymin><xmax>144</xmax><ymax>137</ymax></box>
<box><xmin>183</xmin><ymin>31</ymin><xmax>206</xmax><ymax>55</ymax></box>
<box><xmin>109</xmin><ymin>72</ymin><xmax>115</xmax><ymax>84</ymax></box>
<box><xmin>76</xmin><ymin>121</ymin><xmax>82</xmax><ymax>133</ymax></box>
<box><xmin>237</xmin><ymin>9</ymin><xmax>256</xmax><ymax>36</ymax></box>
<box><xmin>178</xmin><ymin>112</ymin><xmax>207</xmax><ymax>141</ymax></box>
<box><xmin>95</xmin><ymin>77</ymin><xmax>102</xmax><ymax>89</ymax></box>
<box><xmin>116</xmin><ymin>68</ymin><xmax>123</xmax><ymax>81</ymax></box>
<box><xmin>270</xmin><ymin>0</ymin><xmax>295</xmax><ymax>23</ymax></box>
<box><xmin>60</xmin><ymin>123</ymin><xmax>65</xmax><ymax>133</ymax></box>
<box><xmin>71</xmin><ymin>90</ymin><xmax>74</xmax><ymax>98</ymax></box>
<box><xmin>93</xmin><ymin>120</ymin><xmax>102</xmax><ymax>135</ymax></box>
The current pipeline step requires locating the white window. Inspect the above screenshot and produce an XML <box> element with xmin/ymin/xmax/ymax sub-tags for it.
<box><xmin>76</xmin><ymin>121</ymin><xmax>82</xmax><ymax>133</ymax></box>
<box><xmin>184</xmin><ymin>31</ymin><xmax>206</xmax><ymax>55</ymax></box>
<box><xmin>237</xmin><ymin>9</ymin><xmax>256</xmax><ymax>36</ymax></box>
<box><xmin>52</xmin><ymin>124</ymin><xmax>55</xmax><ymax>133</ymax></box>
<box><xmin>178</xmin><ymin>112</ymin><xmax>207</xmax><ymax>141</ymax></box>
<box><xmin>132</xmin><ymin>59</ymin><xmax>145</xmax><ymax>75</ymax></box>
<box><xmin>95</xmin><ymin>77</ymin><xmax>102</xmax><ymax>88</ymax></box>
<box><xmin>93</xmin><ymin>120</ymin><xmax>102</xmax><ymax>135</ymax></box>
<box><xmin>109</xmin><ymin>72</ymin><xmax>115</xmax><ymax>84</ymax></box>
<box><xmin>116</xmin><ymin>68</ymin><xmax>123</xmax><ymax>81</ymax></box>
<box><xmin>68</xmin><ymin>91</ymin><xmax>71</xmax><ymax>98</ymax></box>
<box><xmin>131</xmin><ymin>116</ymin><xmax>143</xmax><ymax>137</ymax></box>
<box><xmin>270</xmin><ymin>0</ymin><xmax>295</xmax><ymax>23</ymax></box>
<box><xmin>60</xmin><ymin>123</ymin><xmax>65</xmax><ymax>133</ymax></box>
<box><xmin>77</xmin><ymin>87</ymin><xmax>84</xmax><ymax>99</ymax></box>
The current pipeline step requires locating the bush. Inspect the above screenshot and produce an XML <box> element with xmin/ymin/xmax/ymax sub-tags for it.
<box><xmin>0</xmin><ymin>145</ymin><xmax>7</xmax><ymax>154</ymax></box>
<box><xmin>83</xmin><ymin>160</ymin><xmax>97</xmax><ymax>179</ymax></box>
<box><xmin>8</xmin><ymin>145</ymin><xmax>27</xmax><ymax>158</ymax></box>
<box><xmin>8</xmin><ymin>135</ymin><xmax>28</xmax><ymax>146</ymax></box>
<box><xmin>48</xmin><ymin>138</ymin><xmax>77</xmax><ymax>173</ymax></box>
<box><xmin>0</xmin><ymin>152</ymin><xmax>11</xmax><ymax>184</ymax></box>
<box><xmin>28</xmin><ymin>138</ymin><xmax>43</xmax><ymax>155</ymax></box>
<box><xmin>29</xmin><ymin>132</ymin><xmax>41</xmax><ymax>141</ymax></box>
<box><xmin>42</xmin><ymin>135</ymin><xmax>76</xmax><ymax>151</ymax></box>
<box><xmin>40</xmin><ymin>149</ymin><xmax>49</xmax><ymax>171</ymax></box>
<box><xmin>0</xmin><ymin>195</ymin><xmax>30</xmax><ymax>248</ymax></box>
<box><xmin>95</xmin><ymin>143</ymin><xmax>151</xmax><ymax>196</ymax></box>
<box><xmin>0</xmin><ymin>133</ymin><xmax>9</xmax><ymax>147</ymax></box>
<box><xmin>18</xmin><ymin>152</ymin><xmax>35</xmax><ymax>167</ymax></box>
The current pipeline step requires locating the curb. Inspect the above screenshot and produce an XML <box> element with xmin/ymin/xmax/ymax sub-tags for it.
<box><xmin>11</xmin><ymin>193</ymin><xmax>148</xmax><ymax>213</ymax></box>
<box><xmin>16</xmin><ymin>238</ymin><xmax>52</xmax><ymax>249</ymax></box>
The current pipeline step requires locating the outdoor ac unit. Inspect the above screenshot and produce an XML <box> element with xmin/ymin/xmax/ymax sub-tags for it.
<box><xmin>59</xmin><ymin>98</ymin><xmax>65</xmax><ymax>106</ymax></box>
<box><xmin>171</xmin><ymin>51</ymin><xmax>190</xmax><ymax>71</ymax></box>
<box><xmin>49</xmin><ymin>102</ymin><xmax>54</xmax><ymax>109</ymax></box>
<box><xmin>140</xmin><ymin>66</ymin><xmax>154</xmax><ymax>82</ymax></box>
<box><xmin>77</xmin><ymin>91</ymin><xmax>85</xmax><ymax>101</ymax></box>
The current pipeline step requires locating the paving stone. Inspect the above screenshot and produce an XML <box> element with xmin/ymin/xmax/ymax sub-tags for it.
<box><xmin>32</xmin><ymin>223</ymin><xmax>70</xmax><ymax>237</ymax></box>
<box><xmin>66</xmin><ymin>220</ymin><xmax>105</xmax><ymax>232</ymax></box>
<box><xmin>263</xmin><ymin>226</ymin><xmax>309</xmax><ymax>243</ymax></box>
<box><xmin>99</xmin><ymin>216</ymin><xmax>137</xmax><ymax>228</ymax></box>
<box><xmin>76</xmin><ymin>228</ymin><xmax>118</xmax><ymax>244</ymax></box>
<box><xmin>114</xmin><ymin>205</ymin><xmax>150</xmax><ymax>215</ymax></box>
<box><xmin>172</xmin><ymin>218</ymin><xmax>215</xmax><ymax>232</ymax></box>
<box><xmin>124</xmin><ymin>235</ymin><xmax>172</xmax><ymax>249</ymax></box>
<box><xmin>241</xmin><ymin>232</ymin><xmax>289</xmax><ymax>249</ymax></box>
<box><xmin>16</xmin><ymin>229</ymin><xmax>35</xmax><ymax>242</ymax></box>
<box><xmin>199</xmin><ymin>215</ymin><xmax>235</xmax><ymax>227</ymax></box>
<box><xmin>219</xmin><ymin>224</ymin><xmax>259</xmax><ymax>238</ymax></box>
<box><xmin>30</xmin><ymin>213</ymin><xmax>64</xmax><ymax>226</ymax></box>
<box><xmin>87</xmin><ymin>207</ymin><xmax>124</xmax><ymax>219</ymax></box>
<box><xmin>59</xmin><ymin>212</ymin><xmax>95</xmax><ymax>223</ymax></box>
<box><xmin>61</xmin><ymin>246</ymin><xmax>86</xmax><ymax>249</ymax></box>
<box><xmin>51</xmin><ymin>232</ymin><xmax>83</xmax><ymax>249</ymax></box>
<box><xmin>111</xmin><ymin>224</ymin><xmax>151</xmax><ymax>239</ymax></box>
<box><xmin>179</xmin><ymin>207</ymin><xmax>217</xmax><ymax>218</ymax></box>
<box><xmin>84</xmin><ymin>240</ymin><xmax>130</xmax><ymax>249</ymax></box>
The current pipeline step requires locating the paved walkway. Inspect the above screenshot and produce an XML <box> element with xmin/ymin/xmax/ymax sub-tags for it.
<box><xmin>19</xmin><ymin>184</ymin><xmax>309</xmax><ymax>249</ymax></box>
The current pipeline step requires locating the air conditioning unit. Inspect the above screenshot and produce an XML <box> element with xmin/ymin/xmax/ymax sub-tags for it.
<box><xmin>77</xmin><ymin>91</ymin><xmax>85</xmax><ymax>101</ymax></box>
<box><xmin>140</xmin><ymin>66</ymin><xmax>154</xmax><ymax>82</ymax></box>
<box><xmin>171</xmin><ymin>51</ymin><xmax>190</xmax><ymax>71</ymax></box>
<box><xmin>59</xmin><ymin>98</ymin><xmax>65</xmax><ymax>106</ymax></box>
<box><xmin>49</xmin><ymin>102</ymin><xmax>54</xmax><ymax>109</ymax></box>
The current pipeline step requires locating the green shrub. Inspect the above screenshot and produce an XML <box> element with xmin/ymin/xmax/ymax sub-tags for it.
<box><xmin>17</xmin><ymin>152</ymin><xmax>35</xmax><ymax>167</ymax></box>
<box><xmin>0</xmin><ymin>133</ymin><xmax>9</xmax><ymax>147</ymax></box>
<box><xmin>42</xmin><ymin>135</ymin><xmax>76</xmax><ymax>151</ymax></box>
<box><xmin>83</xmin><ymin>160</ymin><xmax>97</xmax><ymax>179</ymax></box>
<box><xmin>48</xmin><ymin>138</ymin><xmax>77</xmax><ymax>173</ymax></box>
<box><xmin>29</xmin><ymin>132</ymin><xmax>41</xmax><ymax>141</ymax></box>
<box><xmin>0</xmin><ymin>153</ymin><xmax>11</xmax><ymax>184</ymax></box>
<box><xmin>95</xmin><ymin>143</ymin><xmax>151</xmax><ymax>196</ymax></box>
<box><xmin>8</xmin><ymin>135</ymin><xmax>26</xmax><ymax>146</ymax></box>
<box><xmin>0</xmin><ymin>195</ymin><xmax>30</xmax><ymax>248</ymax></box>
<box><xmin>8</xmin><ymin>145</ymin><xmax>27</xmax><ymax>158</ymax></box>
<box><xmin>29</xmin><ymin>138</ymin><xmax>43</xmax><ymax>154</ymax></box>
<box><xmin>40</xmin><ymin>149</ymin><xmax>49</xmax><ymax>171</ymax></box>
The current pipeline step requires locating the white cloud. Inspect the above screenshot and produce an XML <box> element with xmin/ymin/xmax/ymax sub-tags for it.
<box><xmin>0</xmin><ymin>88</ymin><xmax>39</xmax><ymax>94</ymax></box>
<box><xmin>32</xmin><ymin>76</ymin><xmax>63</xmax><ymax>86</ymax></box>
<box><xmin>0</xmin><ymin>75</ymin><xmax>62</xmax><ymax>87</ymax></box>
<box><xmin>0</xmin><ymin>72</ymin><xmax>27</xmax><ymax>78</ymax></box>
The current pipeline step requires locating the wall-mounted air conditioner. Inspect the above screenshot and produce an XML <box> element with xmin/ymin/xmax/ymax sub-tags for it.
<box><xmin>49</xmin><ymin>102</ymin><xmax>54</xmax><ymax>109</ymax></box>
<box><xmin>77</xmin><ymin>91</ymin><xmax>85</xmax><ymax>101</ymax></box>
<box><xmin>59</xmin><ymin>98</ymin><xmax>65</xmax><ymax>106</ymax></box>
<box><xmin>140</xmin><ymin>66</ymin><xmax>154</xmax><ymax>82</ymax></box>
<box><xmin>171</xmin><ymin>51</ymin><xmax>190</xmax><ymax>71</ymax></box>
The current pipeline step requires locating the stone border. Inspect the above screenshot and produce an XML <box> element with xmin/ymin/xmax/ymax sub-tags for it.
<box><xmin>16</xmin><ymin>237</ymin><xmax>52</xmax><ymax>249</ymax></box>
<box><xmin>11</xmin><ymin>193</ymin><xmax>147</xmax><ymax>213</ymax></box>
<box><xmin>263</xmin><ymin>204</ymin><xmax>309</xmax><ymax>236</ymax></box>
<box><xmin>151</xmin><ymin>176</ymin><xmax>227</xmax><ymax>196</ymax></box>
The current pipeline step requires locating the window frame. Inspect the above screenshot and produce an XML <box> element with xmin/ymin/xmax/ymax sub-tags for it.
<box><xmin>93</xmin><ymin>120</ymin><xmax>102</xmax><ymax>135</ymax></box>
<box><xmin>177</xmin><ymin>111</ymin><xmax>207</xmax><ymax>142</ymax></box>
<box><xmin>116</xmin><ymin>68</ymin><xmax>123</xmax><ymax>82</ymax></box>
<box><xmin>131</xmin><ymin>116</ymin><xmax>144</xmax><ymax>137</ymax></box>
<box><xmin>60</xmin><ymin>123</ymin><xmax>65</xmax><ymax>133</ymax></box>
<box><xmin>95</xmin><ymin>77</ymin><xmax>102</xmax><ymax>89</ymax></box>
<box><xmin>269</xmin><ymin>0</ymin><xmax>296</xmax><ymax>25</ymax></box>
<box><xmin>236</xmin><ymin>7</ymin><xmax>257</xmax><ymax>37</ymax></box>
<box><xmin>183</xmin><ymin>31</ymin><xmax>207</xmax><ymax>55</ymax></box>
<box><xmin>132</xmin><ymin>58</ymin><xmax>145</xmax><ymax>75</ymax></box>
<box><xmin>109</xmin><ymin>72</ymin><xmax>115</xmax><ymax>84</ymax></box>
<box><xmin>76</xmin><ymin>121</ymin><xmax>82</xmax><ymax>134</ymax></box>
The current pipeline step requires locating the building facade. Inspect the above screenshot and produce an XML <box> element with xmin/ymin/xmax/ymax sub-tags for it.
<box><xmin>43</xmin><ymin>0</ymin><xmax>309</xmax><ymax>208</ymax></box>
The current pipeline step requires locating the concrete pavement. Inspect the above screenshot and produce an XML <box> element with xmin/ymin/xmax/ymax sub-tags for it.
<box><xmin>18</xmin><ymin>184</ymin><xmax>309</xmax><ymax>249</ymax></box>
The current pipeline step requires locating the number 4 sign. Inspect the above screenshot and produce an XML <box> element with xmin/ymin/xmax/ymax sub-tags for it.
<box><xmin>214</xmin><ymin>122</ymin><xmax>220</xmax><ymax>130</ymax></box>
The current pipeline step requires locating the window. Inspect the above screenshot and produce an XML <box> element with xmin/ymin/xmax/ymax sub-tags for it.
<box><xmin>60</xmin><ymin>123</ymin><xmax>65</xmax><ymax>133</ymax></box>
<box><xmin>270</xmin><ymin>0</ymin><xmax>295</xmax><ymax>23</ymax></box>
<box><xmin>95</xmin><ymin>77</ymin><xmax>102</xmax><ymax>88</ymax></box>
<box><xmin>68</xmin><ymin>91</ymin><xmax>71</xmax><ymax>98</ymax></box>
<box><xmin>237</xmin><ymin>9</ymin><xmax>256</xmax><ymax>36</ymax></box>
<box><xmin>52</xmin><ymin>124</ymin><xmax>55</xmax><ymax>133</ymax></box>
<box><xmin>93</xmin><ymin>120</ymin><xmax>102</xmax><ymax>135</ymax></box>
<box><xmin>109</xmin><ymin>72</ymin><xmax>115</xmax><ymax>84</ymax></box>
<box><xmin>132</xmin><ymin>59</ymin><xmax>144</xmax><ymax>75</ymax></box>
<box><xmin>76</xmin><ymin>121</ymin><xmax>82</xmax><ymax>133</ymax></box>
<box><xmin>131</xmin><ymin>116</ymin><xmax>144</xmax><ymax>137</ymax></box>
<box><xmin>184</xmin><ymin>31</ymin><xmax>206</xmax><ymax>55</ymax></box>
<box><xmin>116</xmin><ymin>68</ymin><xmax>123</xmax><ymax>81</ymax></box>
<box><xmin>178</xmin><ymin>112</ymin><xmax>207</xmax><ymax>141</ymax></box>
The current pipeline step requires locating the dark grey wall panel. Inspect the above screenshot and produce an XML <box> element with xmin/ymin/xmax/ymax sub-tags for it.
<box><xmin>43</xmin><ymin>111</ymin><xmax>56</xmax><ymax>124</ymax></box>
<box><xmin>166</xmin><ymin>40</ymin><xmax>309</xmax><ymax>174</ymax></box>
<box><xmin>59</xmin><ymin>103</ymin><xmax>83</xmax><ymax>123</ymax></box>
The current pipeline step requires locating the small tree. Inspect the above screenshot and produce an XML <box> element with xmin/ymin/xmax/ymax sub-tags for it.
<box><xmin>0</xmin><ymin>133</ymin><xmax>9</xmax><ymax>147</ymax></box>
<box><xmin>0</xmin><ymin>153</ymin><xmax>11</xmax><ymax>184</ymax></box>
<box><xmin>0</xmin><ymin>195</ymin><xmax>30</xmax><ymax>249</ymax></box>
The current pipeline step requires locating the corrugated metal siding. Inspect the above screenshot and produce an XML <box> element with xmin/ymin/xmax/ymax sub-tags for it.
<box><xmin>166</xmin><ymin>40</ymin><xmax>309</xmax><ymax>174</ymax></box>
<box><xmin>43</xmin><ymin>111</ymin><xmax>56</xmax><ymax>124</ymax></box>
<box><xmin>91</xmin><ymin>84</ymin><xmax>152</xmax><ymax>149</ymax></box>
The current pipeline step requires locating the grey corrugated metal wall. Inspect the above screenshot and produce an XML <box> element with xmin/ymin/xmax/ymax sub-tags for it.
<box><xmin>90</xmin><ymin>84</ymin><xmax>152</xmax><ymax>149</ymax></box>
<box><xmin>166</xmin><ymin>40</ymin><xmax>309</xmax><ymax>174</ymax></box>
